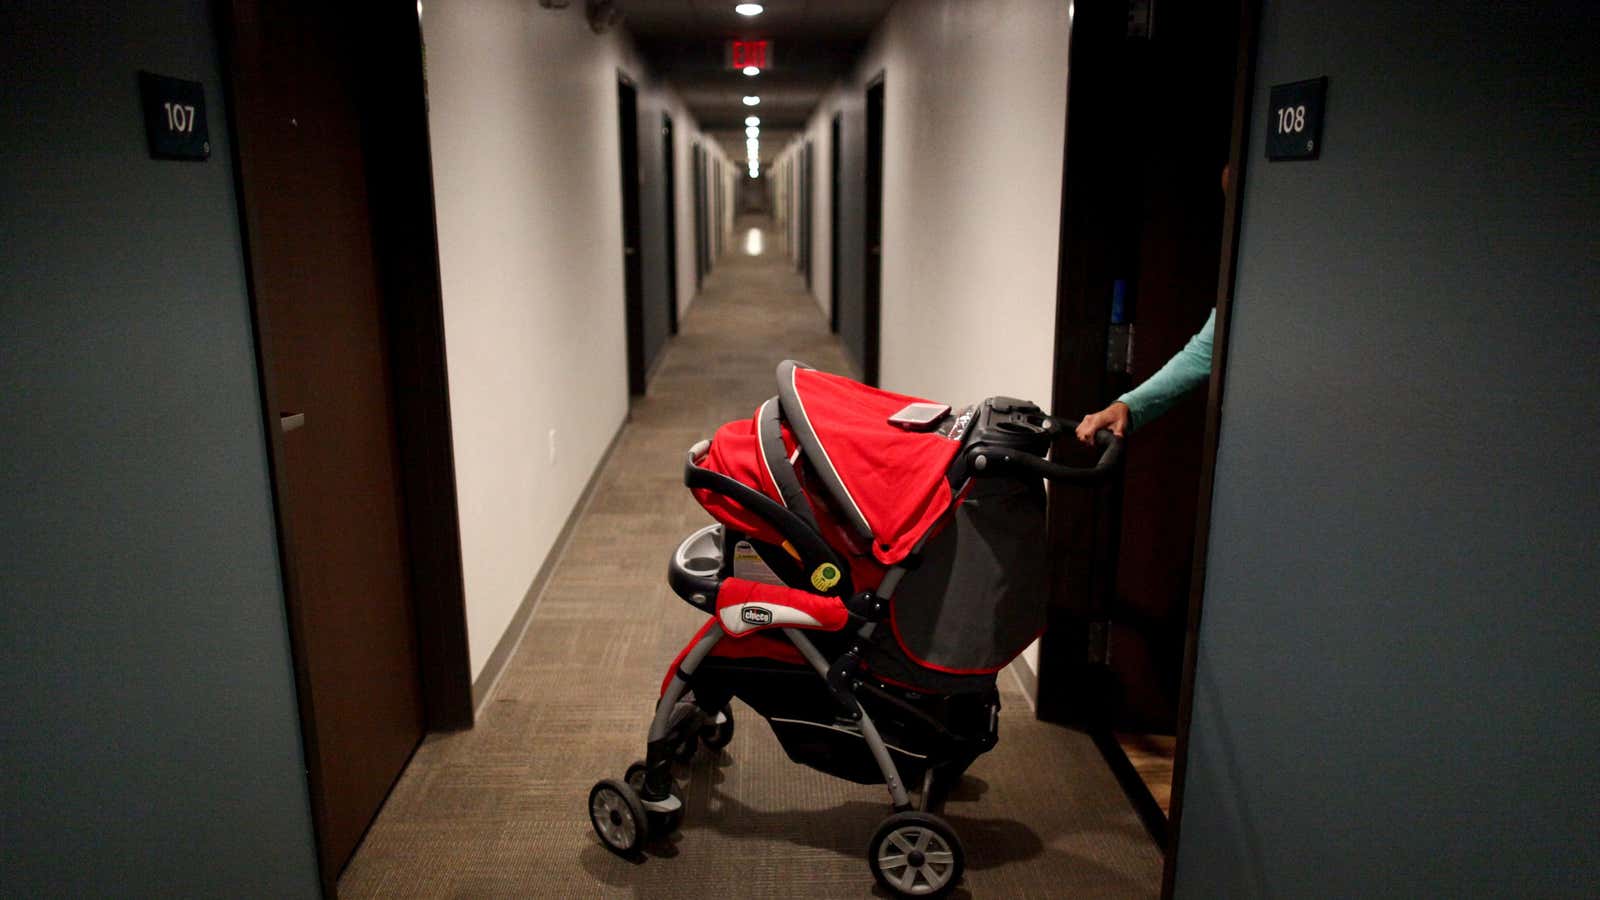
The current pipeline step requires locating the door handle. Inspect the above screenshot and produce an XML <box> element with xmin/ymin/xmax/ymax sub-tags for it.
<box><xmin>280</xmin><ymin>412</ymin><xmax>306</xmax><ymax>432</ymax></box>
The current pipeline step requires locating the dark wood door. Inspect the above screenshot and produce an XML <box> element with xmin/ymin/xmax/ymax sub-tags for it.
<box><xmin>863</xmin><ymin>78</ymin><xmax>886</xmax><ymax>387</ymax></box>
<box><xmin>714</xmin><ymin>160</ymin><xmax>723</xmax><ymax>258</ymax></box>
<box><xmin>224</xmin><ymin>0</ymin><xmax>425</xmax><ymax>879</ymax></box>
<box><xmin>663</xmin><ymin>113</ymin><xmax>679</xmax><ymax>335</ymax></box>
<box><xmin>618</xmin><ymin>78</ymin><xmax>645</xmax><ymax>395</ymax></box>
<box><xmin>830</xmin><ymin>114</ymin><xmax>842</xmax><ymax>333</ymax></box>
<box><xmin>1041</xmin><ymin>0</ymin><xmax>1246</xmax><ymax>847</ymax></box>
<box><xmin>1043</xmin><ymin>0</ymin><xmax>1238</xmax><ymax>735</ymax></box>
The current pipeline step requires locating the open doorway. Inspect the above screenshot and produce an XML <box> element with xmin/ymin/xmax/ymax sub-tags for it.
<box><xmin>1039</xmin><ymin>0</ymin><xmax>1257</xmax><ymax>867</ymax></box>
<box><xmin>616</xmin><ymin>75</ymin><xmax>645</xmax><ymax>395</ymax></box>
<box><xmin>220</xmin><ymin>0</ymin><xmax>471</xmax><ymax>888</ymax></box>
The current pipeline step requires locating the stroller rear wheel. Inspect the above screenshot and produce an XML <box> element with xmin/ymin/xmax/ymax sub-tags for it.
<box><xmin>588</xmin><ymin>779</ymin><xmax>649</xmax><ymax>856</ymax></box>
<box><xmin>868</xmin><ymin>811</ymin><xmax>965</xmax><ymax>898</ymax></box>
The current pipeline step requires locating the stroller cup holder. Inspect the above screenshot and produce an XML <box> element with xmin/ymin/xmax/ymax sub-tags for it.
<box><xmin>668</xmin><ymin>523</ymin><xmax>724</xmax><ymax>613</ymax></box>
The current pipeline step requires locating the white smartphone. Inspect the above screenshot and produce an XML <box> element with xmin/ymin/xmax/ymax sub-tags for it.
<box><xmin>887</xmin><ymin>402</ymin><xmax>951</xmax><ymax>430</ymax></box>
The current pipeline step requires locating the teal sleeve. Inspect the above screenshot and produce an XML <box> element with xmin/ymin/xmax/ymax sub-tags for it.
<box><xmin>1117</xmin><ymin>310</ymin><xmax>1215</xmax><ymax>430</ymax></box>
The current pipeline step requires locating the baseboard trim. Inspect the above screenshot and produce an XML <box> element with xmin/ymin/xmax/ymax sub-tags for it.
<box><xmin>1009</xmin><ymin>652</ymin><xmax>1040</xmax><ymax>713</ymax></box>
<box><xmin>1094</xmin><ymin>730</ymin><xmax>1171</xmax><ymax>848</ymax></box>
<box><xmin>643</xmin><ymin>337</ymin><xmax>671</xmax><ymax>389</ymax></box>
<box><xmin>470</xmin><ymin>420</ymin><xmax>626</xmax><ymax>716</ymax></box>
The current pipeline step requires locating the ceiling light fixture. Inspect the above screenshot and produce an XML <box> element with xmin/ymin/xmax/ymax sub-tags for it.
<box><xmin>746</xmin><ymin>126</ymin><xmax>760</xmax><ymax>138</ymax></box>
<box><xmin>734</xmin><ymin>3</ymin><xmax>763</xmax><ymax>16</ymax></box>
<box><xmin>743</xmin><ymin>65</ymin><xmax>760</xmax><ymax>77</ymax></box>
<box><xmin>742</xmin><ymin>95</ymin><xmax>760</xmax><ymax>106</ymax></box>
<box><xmin>745</xmin><ymin>116</ymin><xmax>760</xmax><ymax>127</ymax></box>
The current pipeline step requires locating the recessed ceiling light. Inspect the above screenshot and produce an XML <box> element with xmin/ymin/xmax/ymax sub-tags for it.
<box><xmin>746</xmin><ymin>126</ymin><xmax>760</xmax><ymax>137</ymax></box>
<box><xmin>743</xmin><ymin>65</ymin><xmax>760</xmax><ymax>77</ymax></box>
<box><xmin>735</xmin><ymin>3</ymin><xmax>763</xmax><ymax>16</ymax></box>
<box><xmin>745</xmin><ymin>116</ymin><xmax>760</xmax><ymax>127</ymax></box>
<box><xmin>743</xmin><ymin>96</ymin><xmax>760</xmax><ymax>106</ymax></box>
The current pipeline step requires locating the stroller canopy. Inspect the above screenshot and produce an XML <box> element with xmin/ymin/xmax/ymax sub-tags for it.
<box><xmin>773</xmin><ymin>361</ymin><xmax>963</xmax><ymax>565</ymax></box>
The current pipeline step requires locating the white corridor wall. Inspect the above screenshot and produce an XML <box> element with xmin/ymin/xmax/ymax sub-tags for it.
<box><xmin>783</xmin><ymin>0</ymin><xmax>1072</xmax><ymax>680</ymax></box>
<box><xmin>421</xmin><ymin>1</ymin><xmax>721</xmax><ymax>682</ymax></box>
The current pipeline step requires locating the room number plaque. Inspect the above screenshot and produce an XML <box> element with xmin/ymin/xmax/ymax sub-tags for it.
<box><xmin>1266</xmin><ymin>77</ymin><xmax>1327</xmax><ymax>161</ymax></box>
<box><xmin>139</xmin><ymin>71</ymin><xmax>210</xmax><ymax>161</ymax></box>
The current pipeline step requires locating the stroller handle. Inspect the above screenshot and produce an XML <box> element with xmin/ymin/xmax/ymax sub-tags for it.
<box><xmin>968</xmin><ymin>423</ymin><xmax>1123</xmax><ymax>483</ymax></box>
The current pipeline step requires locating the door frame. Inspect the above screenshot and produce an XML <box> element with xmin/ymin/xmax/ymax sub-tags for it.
<box><xmin>1160</xmin><ymin>0</ymin><xmax>1261</xmax><ymax>891</ymax></box>
<box><xmin>219</xmin><ymin>3</ymin><xmax>473</xmax><ymax>889</ymax></box>
<box><xmin>1040</xmin><ymin>0</ymin><xmax>1262</xmax><ymax>891</ymax></box>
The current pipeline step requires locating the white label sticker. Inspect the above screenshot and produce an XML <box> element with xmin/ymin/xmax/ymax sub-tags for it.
<box><xmin>732</xmin><ymin>540</ymin><xmax>785</xmax><ymax>586</ymax></box>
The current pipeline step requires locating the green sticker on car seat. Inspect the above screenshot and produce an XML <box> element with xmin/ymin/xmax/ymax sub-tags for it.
<box><xmin>810</xmin><ymin>563</ymin><xmax>840</xmax><ymax>592</ymax></box>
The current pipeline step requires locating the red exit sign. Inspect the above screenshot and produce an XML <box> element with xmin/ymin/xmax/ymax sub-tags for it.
<box><xmin>728</xmin><ymin>40</ymin><xmax>769</xmax><ymax>70</ymax></box>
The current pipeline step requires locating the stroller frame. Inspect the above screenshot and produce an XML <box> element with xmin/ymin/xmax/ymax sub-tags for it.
<box><xmin>588</xmin><ymin>368</ymin><xmax>1122</xmax><ymax>897</ymax></box>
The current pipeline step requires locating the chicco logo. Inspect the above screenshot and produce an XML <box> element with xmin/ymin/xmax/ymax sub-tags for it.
<box><xmin>741</xmin><ymin>606</ymin><xmax>774</xmax><ymax>626</ymax></box>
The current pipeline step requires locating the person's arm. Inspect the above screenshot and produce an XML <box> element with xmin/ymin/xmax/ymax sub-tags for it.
<box><xmin>1075</xmin><ymin>310</ymin><xmax>1215</xmax><ymax>444</ymax></box>
<box><xmin>1117</xmin><ymin>310</ymin><xmax>1215</xmax><ymax>430</ymax></box>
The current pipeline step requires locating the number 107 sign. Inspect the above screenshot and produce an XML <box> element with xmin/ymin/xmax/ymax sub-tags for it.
<box><xmin>1266</xmin><ymin>76</ymin><xmax>1327</xmax><ymax>161</ymax></box>
<box><xmin>139</xmin><ymin>71</ymin><xmax>211</xmax><ymax>161</ymax></box>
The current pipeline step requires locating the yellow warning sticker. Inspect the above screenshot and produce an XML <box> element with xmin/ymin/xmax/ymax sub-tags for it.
<box><xmin>810</xmin><ymin>563</ymin><xmax>841</xmax><ymax>592</ymax></box>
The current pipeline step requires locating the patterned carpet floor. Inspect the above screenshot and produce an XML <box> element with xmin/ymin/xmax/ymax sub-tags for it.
<box><xmin>338</xmin><ymin>220</ymin><xmax>1163</xmax><ymax>899</ymax></box>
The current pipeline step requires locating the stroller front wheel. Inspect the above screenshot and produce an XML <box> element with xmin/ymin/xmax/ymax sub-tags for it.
<box><xmin>868</xmin><ymin>811</ymin><xmax>965</xmax><ymax>898</ymax></box>
<box><xmin>588</xmin><ymin>779</ymin><xmax>649</xmax><ymax>856</ymax></box>
<box><xmin>626</xmin><ymin>760</ymin><xmax>684</xmax><ymax>835</ymax></box>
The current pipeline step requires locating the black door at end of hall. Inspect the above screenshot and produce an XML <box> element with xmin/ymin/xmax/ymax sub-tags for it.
<box><xmin>693</xmin><ymin>143</ymin><xmax>708</xmax><ymax>288</ymax></box>
<box><xmin>801</xmin><ymin>140</ymin><xmax>814</xmax><ymax>293</ymax></box>
<box><xmin>663</xmin><ymin>113</ymin><xmax>679</xmax><ymax>335</ymax></box>
<box><xmin>863</xmin><ymin>77</ymin><xmax>885</xmax><ymax>387</ymax></box>
<box><xmin>830</xmin><ymin>113</ymin><xmax>842</xmax><ymax>334</ymax></box>
<box><xmin>617</xmin><ymin>77</ymin><xmax>645</xmax><ymax>395</ymax></box>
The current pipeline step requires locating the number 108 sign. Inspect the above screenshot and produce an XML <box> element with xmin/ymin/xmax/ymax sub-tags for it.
<box><xmin>1266</xmin><ymin>76</ymin><xmax>1327</xmax><ymax>161</ymax></box>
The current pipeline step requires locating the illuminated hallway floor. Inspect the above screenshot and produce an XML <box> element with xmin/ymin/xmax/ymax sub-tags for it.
<box><xmin>339</xmin><ymin>217</ymin><xmax>1163</xmax><ymax>898</ymax></box>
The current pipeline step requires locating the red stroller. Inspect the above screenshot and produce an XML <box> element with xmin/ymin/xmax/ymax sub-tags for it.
<box><xmin>587</xmin><ymin>361</ymin><xmax>1122</xmax><ymax>897</ymax></box>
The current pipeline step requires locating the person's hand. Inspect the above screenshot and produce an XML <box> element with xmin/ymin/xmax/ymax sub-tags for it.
<box><xmin>1075</xmin><ymin>402</ymin><xmax>1129</xmax><ymax>446</ymax></box>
